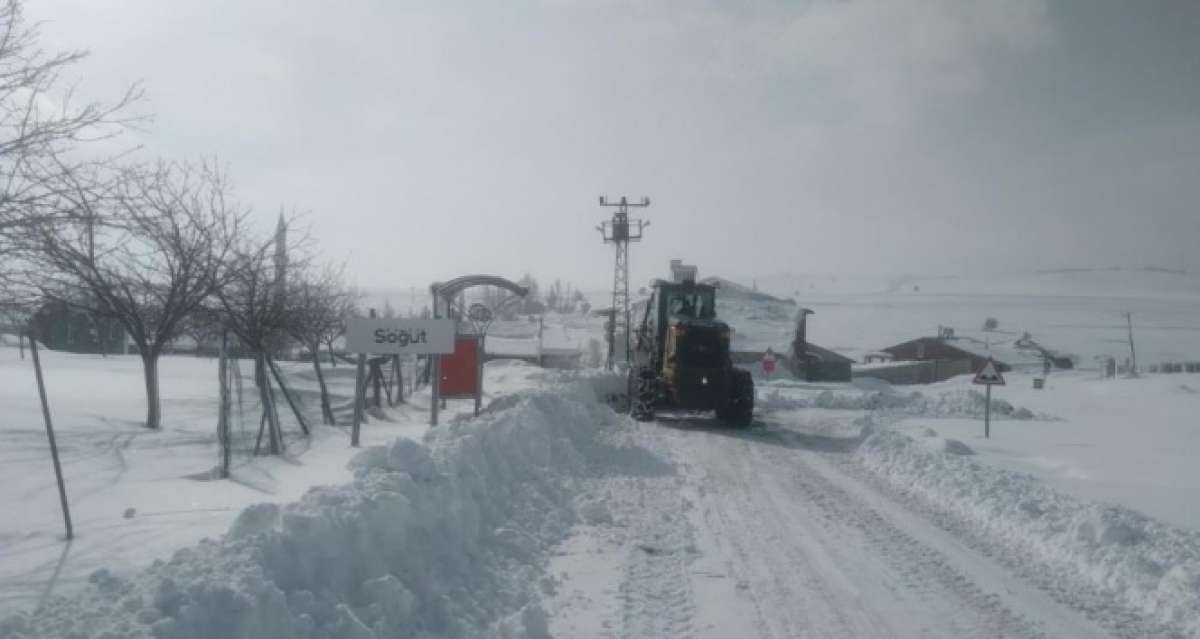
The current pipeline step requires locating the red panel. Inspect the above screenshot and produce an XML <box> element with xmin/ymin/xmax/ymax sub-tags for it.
<box><xmin>440</xmin><ymin>335</ymin><xmax>480</xmax><ymax>398</ymax></box>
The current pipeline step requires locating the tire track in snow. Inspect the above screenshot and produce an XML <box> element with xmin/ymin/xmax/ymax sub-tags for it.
<box><xmin>818</xmin><ymin>432</ymin><xmax>1182</xmax><ymax>639</ymax></box>
<box><xmin>560</xmin><ymin>404</ymin><xmax>1122</xmax><ymax>638</ymax></box>
<box><xmin>612</xmin><ymin>473</ymin><xmax>699</xmax><ymax>639</ymax></box>
<box><xmin>636</xmin><ymin>415</ymin><xmax>1065</xmax><ymax>638</ymax></box>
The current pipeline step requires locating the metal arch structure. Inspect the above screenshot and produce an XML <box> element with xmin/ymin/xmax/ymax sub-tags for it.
<box><xmin>429</xmin><ymin>275</ymin><xmax>529</xmax><ymax>425</ymax></box>
<box><xmin>431</xmin><ymin>275</ymin><xmax>529</xmax><ymax>313</ymax></box>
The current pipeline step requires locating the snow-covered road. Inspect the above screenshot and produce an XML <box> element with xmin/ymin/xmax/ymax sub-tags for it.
<box><xmin>550</xmin><ymin>407</ymin><xmax>1123</xmax><ymax>639</ymax></box>
<box><xmin>6</xmin><ymin>366</ymin><xmax>1195</xmax><ymax>638</ymax></box>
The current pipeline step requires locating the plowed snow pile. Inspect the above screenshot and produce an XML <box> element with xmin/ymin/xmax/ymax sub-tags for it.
<box><xmin>0</xmin><ymin>374</ymin><xmax>629</xmax><ymax>639</ymax></box>
<box><xmin>761</xmin><ymin>386</ymin><xmax>1038</xmax><ymax>420</ymax></box>
<box><xmin>855</xmin><ymin>428</ymin><xmax>1200</xmax><ymax>636</ymax></box>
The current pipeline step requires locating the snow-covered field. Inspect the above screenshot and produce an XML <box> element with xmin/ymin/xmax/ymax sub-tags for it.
<box><xmin>887</xmin><ymin>369</ymin><xmax>1200</xmax><ymax>531</ymax></box>
<box><xmin>734</xmin><ymin>268</ymin><xmax>1200</xmax><ymax>365</ymax></box>
<box><xmin>0</xmin><ymin>344</ymin><xmax>543</xmax><ymax>621</ymax></box>
<box><xmin>3</xmin><ymin>268</ymin><xmax>1200</xmax><ymax>638</ymax></box>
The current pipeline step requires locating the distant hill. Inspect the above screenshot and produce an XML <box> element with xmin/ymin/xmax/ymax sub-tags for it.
<box><xmin>702</xmin><ymin>276</ymin><xmax>795</xmax><ymax>305</ymax></box>
<box><xmin>750</xmin><ymin>267</ymin><xmax>1200</xmax><ymax>302</ymax></box>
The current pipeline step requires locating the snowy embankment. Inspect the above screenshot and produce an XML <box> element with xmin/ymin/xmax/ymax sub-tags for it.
<box><xmin>759</xmin><ymin>375</ymin><xmax>1200</xmax><ymax>635</ymax></box>
<box><xmin>1</xmin><ymin>373</ymin><xmax>629</xmax><ymax>639</ymax></box>
<box><xmin>761</xmin><ymin>383</ymin><xmax>1038</xmax><ymax>420</ymax></box>
<box><xmin>853</xmin><ymin>426</ymin><xmax>1200</xmax><ymax>636</ymax></box>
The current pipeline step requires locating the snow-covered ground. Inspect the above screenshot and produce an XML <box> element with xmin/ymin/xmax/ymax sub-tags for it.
<box><xmin>0</xmin><ymin>344</ymin><xmax>543</xmax><ymax>620</ymax></box>
<box><xmin>2</xmin><ymin>366</ymin><xmax>616</xmax><ymax>638</ymax></box>
<box><xmin>889</xmin><ymin>369</ymin><xmax>1200</xmax><ymax>531</ymax></box>
<box><xmin>4</xmin><ymin>268</ymin><xmax>1200</xmax><ymax>638</ymax></box>
<box><xmin>4</xmin><ymin>354</ymin><xmax>1200</xmax><ymax>636</ymax></box>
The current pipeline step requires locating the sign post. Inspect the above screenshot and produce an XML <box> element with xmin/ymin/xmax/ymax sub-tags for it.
<box><xmin>972</xmin><ymin>358</ymin><xmax>1006</xmax><ymax>439</ymax></box>
<box><xmin>345</xmin><ymin>318</ymin><xmax>454</xmax><ymax>445</ymax></box>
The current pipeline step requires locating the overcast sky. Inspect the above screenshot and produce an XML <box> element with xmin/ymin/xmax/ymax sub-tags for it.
<box><xmin>27</xmin><ymin>0</ymin><xmax>1200</xmax><ymax>291</ymax></box>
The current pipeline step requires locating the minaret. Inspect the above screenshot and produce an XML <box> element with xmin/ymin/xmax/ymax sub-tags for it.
<box><xmin>273</xmin><ymin>212</ymin><xmax>287</xmax><ymax>308</ymax></box>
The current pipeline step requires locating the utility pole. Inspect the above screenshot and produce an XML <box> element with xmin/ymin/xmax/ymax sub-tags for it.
<box><xmin>1123</xmin><ymin>312</ymin><xmax>1138</xmax><ymax>377</ymax></box>
<box><xmin>596</xmin><ymin>196</ymin><xmax>650</xmax><ymax>370</ymax></box>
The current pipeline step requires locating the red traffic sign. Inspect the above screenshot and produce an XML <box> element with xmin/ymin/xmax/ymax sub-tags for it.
<box><xmin>973</xmin><ymin>359</ymin><xmax>1006</xmax><ymax>386</ymax></box>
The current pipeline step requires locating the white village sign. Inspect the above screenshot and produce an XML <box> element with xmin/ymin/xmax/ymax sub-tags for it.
<box><xmin>345</xmin><ymin>319</ymin><xmax>455</xmax><ymax>354</ymax></box>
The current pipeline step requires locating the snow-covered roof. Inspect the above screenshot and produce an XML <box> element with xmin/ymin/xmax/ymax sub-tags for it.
<box><xmin>484</xmin><ymin>336</ymin><xmax>540</xmax><ymax>357</ymax></box>
<box><xmin>939</xmin><ymin>335</ymin><xmax>1047</xmax><ymax>369</ymax></box>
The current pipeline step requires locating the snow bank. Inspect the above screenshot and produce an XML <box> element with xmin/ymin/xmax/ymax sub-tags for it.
<box><xmin>814</xmin><ymin>388</ymin><xmax>1037</xmax><ymax>419</ymax></box>
<box><xmin>759</xmin><ymin>385</ymin><xmax>1038</xmax><ymax>420</ymax></box>
<box><xmin>856</xmin><ymin>429</ymin><xmax>1200</xmax><ymax>636</ymax></box>
<box><xmin>0</xmin><ymin>373</ymin><xmax>631</xmax><ymax>639</ymax></box>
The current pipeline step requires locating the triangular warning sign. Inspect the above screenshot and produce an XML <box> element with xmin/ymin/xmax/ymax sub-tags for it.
<box><xmin>973</xmin><ymin>359</ymin><xmax>1006</xmax><ymax>386</ymax></box>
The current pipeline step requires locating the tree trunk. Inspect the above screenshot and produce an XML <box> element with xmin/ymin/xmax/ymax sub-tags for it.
<box><xmin>141</xmin><ymin>351</ymin><xmax>162</xmax><ymax>429</ymax></box>
<box><xmin>311</xmin><ymin>344</ymin><xmax>333</xmax><ymax>424</ymax></box>
<box><xmin>327</xmin><ymin>340</ymin><xmax>336</xmax><ymax>367</ymax></box>
<box><xmin>254</xmin><ymin>353</ymin><xmax>266</xmax><ymax>388</ymax></box>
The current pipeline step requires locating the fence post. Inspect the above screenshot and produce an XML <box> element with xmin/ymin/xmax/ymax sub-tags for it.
<box><xmin>268</xmin><ymin>356</ymin><xmax>310</xmax><ymax>436</ymax></box>
<box><xmin>352</xmin><ymin>352</ymin><xmax>366</xmax><ymax>446</ymax></box>
<box><xmin>218</xmin><ymin>331</ymin><xmax>231</xmax><ymax>478</ymax></box>
<box><xmin>371</xmin><ymin>359</ymin><xmax>383</xmax><ymax>408</ymax></box>
<box><xmin>29</xmin><ymin>335</ymin><xmax>73</xmax><ymax>540</ymax></box>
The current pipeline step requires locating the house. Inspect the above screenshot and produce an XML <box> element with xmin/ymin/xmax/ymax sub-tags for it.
<box><xmin>880</xmin><ymin>327</ymin><xmax>1069</xmax><ymax>382</ymax></box>
<box><xmin>883</xmin><ymin>336</ymin><xmax>1013</xmax><ymax>372</ymax></box>
<box><xmin>30</xmin><ymin>299</ymin><xmax>126</xmax><ymax>354</ymax></box>
<box><xmin>727</xmin><ymin>302</ymin><xmax>853</xmax><ymax>382</ymax></box>
<box><xmin>853</xmin><ymin>359</ymin><xmax>975</xmax><ymax>385</ymax></box>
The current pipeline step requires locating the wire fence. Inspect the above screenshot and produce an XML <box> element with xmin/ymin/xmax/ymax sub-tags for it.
<box><xmin>220</xmin><ymin>354</ymin><xmax>315</xmax><ymax>471</ymax></box>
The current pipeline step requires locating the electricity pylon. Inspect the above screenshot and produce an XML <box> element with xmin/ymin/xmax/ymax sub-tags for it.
<box><xmin>596</xmin><ymin>196</ymin><xmax>650</xmax><ymax>370</ymax></box>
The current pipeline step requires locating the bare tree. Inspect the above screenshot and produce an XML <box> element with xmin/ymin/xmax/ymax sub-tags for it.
<box><xmin>213</xmin><ymin>215</ymin><xmax>311</xmax><ymax>453</ymax></box>
<box><xmin>179</xmin><ymin>303</ymin><xmax>224</xmax><ymax>356</ymax></box>
<box><xmin>214</xmin><ymin>216</ymin><xmax>310</xmax><ymax>357</ymax></box>
<box><xmin>287</xmin><ymin>263</ymin><xmax>353</xmax><ymax>424</ymax></box>
<box><xmin>324</xmin><ymin>293</ymin><xmax>360</xmax><ymax>367</ymax></box>
<box><xmin>0</xmin><ymin>0</ymin><xmax>142</xmax><ymax>270</ymax></box>
<box><xmin>17</xmin><ymin>160</ymin><xmax>240</xmax><ymax>428</ymax></box>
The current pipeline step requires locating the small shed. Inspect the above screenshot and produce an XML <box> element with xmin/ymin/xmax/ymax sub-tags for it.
<box><xmin>793</xmin><ymin>343</ymin><xmax>854</xmax><ymax>382</ymax></box>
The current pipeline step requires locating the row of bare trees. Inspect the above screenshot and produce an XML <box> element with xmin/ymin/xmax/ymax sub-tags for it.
<box><xmin>0</xmin><ymin>0</ymin><xmax>359</xmax><ymax>430</ymax></box>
